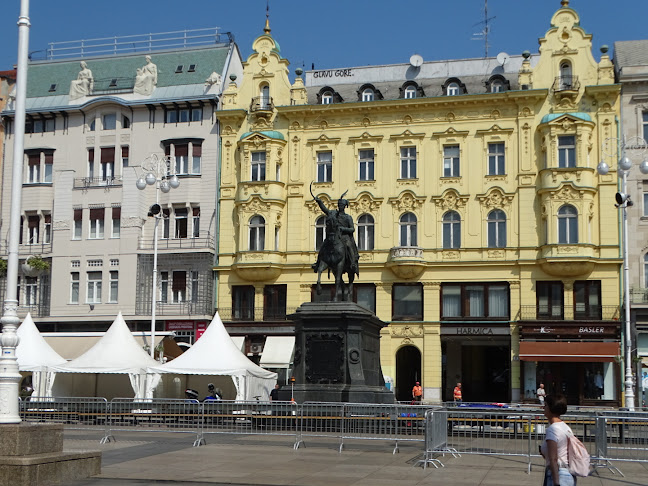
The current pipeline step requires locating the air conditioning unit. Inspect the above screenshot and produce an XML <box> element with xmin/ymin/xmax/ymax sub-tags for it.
<box><xmin>250</xmin><ymin>343</ymin><xmax>263</xmax><ymax>354</ymax></box>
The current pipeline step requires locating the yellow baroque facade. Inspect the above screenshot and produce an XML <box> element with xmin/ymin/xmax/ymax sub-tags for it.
<box><xmin>216</xmin><ymin>3</ymin><xmax>624</xmax><ymax>405</ymax></box>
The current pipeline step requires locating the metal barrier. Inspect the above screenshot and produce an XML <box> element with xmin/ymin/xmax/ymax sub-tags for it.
<box><xmin>107</xmin><ymin>398</ymin><xmax>203</xmax><ymax>446</ymax></box>
<box><xmin>420</xmin><ymin>409</ymin><xmax>461</xmax><ymax>469</ymax></box>
<box><xmin>295</xmin><ymin>402</ymin><xmax>345</xmax><ymax>449</ymax></box>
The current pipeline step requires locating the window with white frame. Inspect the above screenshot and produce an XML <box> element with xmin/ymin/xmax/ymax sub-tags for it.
<box><xmin>44</xmin><ymin>214</ymin><xmax>51</xmax><ymax>244</ymax></box>
<box><xmin>192</xmin><ymin>208</ymin><xmax>200</xmax><ymax>238</ymax></box>
<box><xmin>317</xmin><ymin>151</ymin><xmax>332</xmax><ymax>182</ymax></box>
<box><xmin>102</xmin><ymin>113</ymin><xmax>116</xmax><ymax>130</ymax></box>
<box><xmin>174</xmin><ymin>144</ymin><xmax>189</xmax><ymax>175</ymax></box>
<box><xmin>86</xmin><ymin>271</ymin><xmax>102</xmax><ymax>303</ymax></box>
<box><xmin>27</xmin><ymin>215</ymin><xmax>39</xmax><ymax>244</ymax></box>
<box><xmin>487</xmin><ymin>209</ymin><xmax>507</xmax><ymax>248</ymax></box>
<box><xmin>321</xmin><ymin>91</ymin><xmax>333</xmax><ymax>104</ymax></box>
<box><xmin>404</xmin><ymin>85</ymin><xmax>416</xmax><ymax>99</ymax></box>
<box><xmin>111</xmin><ymin>207</ymin><xmax>120</xmax><ymax>238</ymax></box>
<box><xmin>558</xmin><ymin>136</ymin><xmax>576</xmax><ymax>168</ymax></box>
<box><xmin>121</xmin><ymin>146</ymin><xmax>129</xmax><ymax>168</ymax></box>
<box><xmin>443</xmin><ymin>211</ymin><xmax>461</xmax><ymax>249</ymax></box>
<box><xmin>490</xmin><ymin>80</ymin><xmax>504</xmax><ymax>93</ymax></box>
<box><xmin>357</xmin><ymin>214</ymin><xmax>374</xmax><ymax>250</ymax></box>
<box><xmin>175</xmin><ymin>208</ymin><xmax>188</xmax><ymax>238</ymax></box>
<box><xmin>44</xmin><ymin>152</ymin><xmax>53</xmax><ymax>183</ymax></box>
<box><xmin>644</xmin><ymin>254</ymin><xmax>648</xmax><ymax>288</ymax></box>
<box><xmin>88</xmin><ymin>148</ymin><xmax>95</xmax><ymax>179</ymax></box>
<box><xmin>70</xmin><ymin>272</ymin><xmax>79</xmax><ymax>304</ymax></box>
<box><xmin>358</xmin><ymin>149</ymin><xmax>374</xmax><ymax>181</ymax></box>
<box><xmin>443</xmin><ymin>145</ymin><xmax>460</xmax><ymax>177</ymax></box>
<box><xmin>192</xmin><ymin>144</ymin><xmax>201</xmax><ymax>174</ymax></box>
<box><xmin>160</xmin><ymin>271</ymin><xmax>169</xmax><ymax>303</ymax></box>
<box><xmin>109</xmin><ymin>271</ymin><xmax>118</xmax><ymax>303</ymax></box>
<box><xmin>362</xmin><ymin>88</ymin><xmax>374</xmax><ymax>101</ymax></box>
<box><xmin>399</xmin><ymin>212</ymin><xmax>417</xmax><ymax>247</ymax></box>
<box><xmin>89</xmin><ymin>208</ymin><xmax>105</xmax><ymax>239</ymax></box>
<box><xmin>400</xmin><ymin>147</ymin><xmax>416</xmax><ymax>179</ymax></box>
<box><xmin>25</xmin><ymin>277</ymin><xmax>38</xmax><ymax>306</ymax></box>
<box><xmin>172</xmin><ymin>271</ymin><xmax>187</xmax><ymax>303</ymax></box>
<box><xmin>27</xmin><ymin>153</ymin><xmax>40</xmax><ymax>183</ymax></box>
<box><xmin>251</xmin><ymin>151</ymin><xmax>266</xmax><ymax>181</ymax></box>
<box><xmin>100</xmin><ymin>147</ymin><xmax>115</xmax><ymax>181</ymax></box>
<box><xmin>191</xmin><ymin>271</ymin><xmax>199</xmax><ymax>302</ymax></box>
<box><xmin>315</xmin><ymin>216</ymin><xmax>326</xmax><ymax>250</ymax></box>
<box><xmin>447</xmin><ymin>82</ymin><xmax>460</xmax><ymax>96</ymax></box>
<box><xmin>249</xmin><ymin>215</ymin><xmax>265</xmax><ymax>251</ymax></box>
<box><xmin>162</xmin><ymin>208</ymin><xmax>170</xmax><ymax>239</ymax></box>
<box><xmin>558</xmin><ymin>205</ymin><xmax>578</xmax><ymax>244</ymax></box>
<box><xmin>488</xmin><ymin>142</ymin><xmax>505</xmax><ymax>175</ymax></box>
<box><xmin>73</xmin><ymin>209</ymin><xmax>83</xmax><ymax>240</ymax></box>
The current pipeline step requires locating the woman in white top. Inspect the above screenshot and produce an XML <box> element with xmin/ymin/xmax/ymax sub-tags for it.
<box><xmin>539</xmin><ymin>393</ymin><xmax>576</xmax><ymax>486</ymax></box>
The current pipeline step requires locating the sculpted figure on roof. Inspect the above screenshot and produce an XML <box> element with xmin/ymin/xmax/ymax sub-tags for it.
<box><xmin>134</xmin><ymin>55</ymin><xmax>158</xmax><ymax>95</ymax></box>
<box><xmin>69</xmin><ymin>61</ymin><xmax>93</xmax><ymax>100</ymax></box>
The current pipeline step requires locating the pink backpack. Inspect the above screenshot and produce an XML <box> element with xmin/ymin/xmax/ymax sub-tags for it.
<box><xmin>567</xmin><ymin>429</ymin><xmax>591</xmax><ymax>477</ymax></box>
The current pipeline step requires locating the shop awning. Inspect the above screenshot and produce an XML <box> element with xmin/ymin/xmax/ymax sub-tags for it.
<box><xmin>519</xmin><ymin>342</ymin><xmax>619</xmax><ymax>362</ymax></box>
<box><xmin>230</xmin><ymin>336</ymin><xmax>245</xmax><ymax>352</ymax></box>
<box><xmin>259</xmin><ymin>336</ymin><xmax>294</xmax><ymax>369</ymax></box>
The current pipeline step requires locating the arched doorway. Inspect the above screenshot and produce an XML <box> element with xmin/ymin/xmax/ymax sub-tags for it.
<box><xmin>395</xmin><ymin>345</ymin><xmax>421</xmax><ymax>402</ymax></box>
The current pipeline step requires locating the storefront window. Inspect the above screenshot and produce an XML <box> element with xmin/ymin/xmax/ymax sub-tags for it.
<box><xmin>530</xmin><ymin>361</ymin><xmax>616</xmax><ymax>404</ymax></box>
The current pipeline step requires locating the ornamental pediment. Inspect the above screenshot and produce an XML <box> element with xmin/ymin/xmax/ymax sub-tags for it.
<box><xmin>475</xmin><ymin>124</ymin><xmax>514</xmax><ymax>136</ymax></box>
<box><xmin>432</xmin><ymin>127</ymin><xmax>469</xmax><ymax>138</ymax></box>
<box><xmin>349</xmin><ymin>192</ymin><xmax>383</xmax><ymax>214</ymax></box>
<box><xmin>389</xmin><ymin>129</ymin><xmax>425</xmax><ymax>141</ymax></box>
<box><xmin>388</xmin><ymin>191</ymin><xmax>426</xmax><ymax>212</ymax></box>
<box><xmin>476</xmin><ymin>187</ymin><xmax>515</xmax><ymax>209</ymax></box>
<box><xmin>306</xmin><ymin>134</ymin><xmax>341</xmax><ymax>145</ymax></box>
<box><xmin>348</xmin><ymin>132</ymin><xmax>384</xmax><ymax>143</ymax></box>
<box><xmin>431</xmin><ymin>189</ymin><xmax>469</xmax><ymax>211</ymax></box>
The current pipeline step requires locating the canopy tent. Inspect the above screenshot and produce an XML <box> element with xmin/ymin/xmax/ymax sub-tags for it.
<box><xmin>259</xmin><ymin>336</ymin><xmax>295</xmax><ymax>369</ymax></box>
<box><xmin>148</xmin><ymin>312</ymin><xmax>277</xmax><ymax>401</ymax></box>
<box><xmin>48</xmin><ymin>312</ymin><xmax>160</xmax><ymax>398</ymax></box>
<box><xmin>16</xmin><ymin>313</ymin><xmax>67</xmax><ymax>397</ymax></box>
<box><xmin>42</xmin><ymin>331</ymin><xmax>173</xmax><ymax>360</ymax></box>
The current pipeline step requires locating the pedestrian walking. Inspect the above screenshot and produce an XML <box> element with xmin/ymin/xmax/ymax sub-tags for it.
<box><xmin>537</xmin><ymin>383</ymin><xmax>546</xmax><ymax>405</ymax></box>
<box><xmin>453</xmin><ymin>382</ymin><xmax>462</xmax><ymax>403</ymax></box>
<box><xmin>412</xmin><ymin>381</ymin><xmax>422</xmax><ymax>402</ymax></box>
<box><xmin>539</xmin><ymin>393</ymin><xmax>577</xmax><ymax>486</ymax></box>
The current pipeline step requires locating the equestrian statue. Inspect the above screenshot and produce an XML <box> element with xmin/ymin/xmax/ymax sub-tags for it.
<box><xmin>310</xmin><ymin>183</ymin><xmax>360</xmax><ymax>301</ymax></box>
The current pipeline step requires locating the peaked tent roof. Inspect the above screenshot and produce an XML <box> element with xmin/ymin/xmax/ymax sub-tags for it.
<box><xmin>49</xmin><ymin>312</ymin><xmax>158</xmax><ymax>374</ymax></box>
<box><xmin>148</xmin><ymin>312</ymin><xmax>276</xmax><ymax>379</ymax></box>
<box><xmin>16</xmin><ymin>313</ymin><xmax>67</xmax><ymax>371</ymax></box>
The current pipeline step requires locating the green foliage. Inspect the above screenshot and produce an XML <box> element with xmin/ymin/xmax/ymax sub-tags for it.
<box><xmin>0</xmin><ymin>259</ymin><xmax>6</xmax><ymax>276</ymax></box>
<box><xmin>26</xmin><ymin>255</ymin><xmax>50</xmax><ymax>271</ymax></box>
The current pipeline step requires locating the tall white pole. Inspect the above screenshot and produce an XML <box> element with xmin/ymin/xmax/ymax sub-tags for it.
<box><xmin>621</xmin><ymin>170</ymin><xmax>635</xmax><ymax>410</ymax></box>
<box><xmin>0</xmin><ymin>0</ymin><xmax>30</xmax><ymax>424</ymax></box>
<box><xmin>150</xmin><ymin>185</ymin><xmax>160</xmax><ymax>358</ymax></box>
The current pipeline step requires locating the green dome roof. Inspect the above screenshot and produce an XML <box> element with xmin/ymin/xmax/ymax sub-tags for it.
<box><xmin>240</xmin><ymin>130</ymin><xmax>285</xmax><ymax>141</ymax></box>
<box><xmin>540</xmin><ymin>112</ymin><xmax>592</xmax><ymax>124</ymax></box>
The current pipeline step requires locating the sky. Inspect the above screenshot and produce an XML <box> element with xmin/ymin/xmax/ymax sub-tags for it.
<box><xmin>0</xmin><ymin>0</ymin><xmax>646</xmax><ymax>72</ymax></box>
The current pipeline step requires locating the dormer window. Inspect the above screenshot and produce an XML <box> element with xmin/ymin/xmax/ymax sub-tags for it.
<box><xmin>443</xmin><ymin>78</ymin><xmax>466</xmax><ymax>96</ymax></box>
<box><xmin>322</xmin><ymin>91</ymin><xmax>333</xmax><ymax>104</ymax></box>
<box><xmin>48</xmin><ymin>84</ymin><xmax>57</xmax><ymax>92</ymax></box>
<box><xmin>175</xmin><ymin>65</ymin><xmax>184</xmax><ymax>73</ymax></box>
<box><xmin>491</xmin><ymin>80</ymin><xmax>503</xmax><ymax>93</ymax></box>
<box><xmin>485</xmin><ymin>75</ymin><xmax>510</xmax><ymax>93</ymax></box>
<box><xmin>357</xmin><ymin>84</ymin><xmax>382</xmax><ymax>102</ymax></box>
<box><xmin>447</xmin><ymin>82</ymin><xmax>460</xmax><ymax>96</ymax></box>
<box><xmin>362</xmin><ymin>88</ymin><xmax>374</xmax><ymax>102</ymax></box>
<box><xmin>109</xmin><ymin>79</ymin><xmax>118</xmax><ymax>87</ymax></box>
<box><xmin>188</xmin><ymin>64</ymin><xmax>196</xmax><ymax>72</ymax></box>
<box><xmin>317</xmin><ymin>87</ymin><xmax>341</xmax><ymax>104</ymax></box>
<box><xmin>404</xmin><ymin>86</ymin><xmax>416</xmax><ymax>99</ymax></box>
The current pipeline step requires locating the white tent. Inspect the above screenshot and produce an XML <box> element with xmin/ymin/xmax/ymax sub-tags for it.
<box><xmin>148</xmin><ymin>312</ymin><xmax>277</xmax><ymax>401</ymax></box>
<box><xmin>48</xmin><ymin>312</ymin><xmax>160</xmax><ymax>398</ymax></box>
<box><xmin>16</xmin><ymin>313</ymin><xmax>67</xmax><ymax>397</ymax></box>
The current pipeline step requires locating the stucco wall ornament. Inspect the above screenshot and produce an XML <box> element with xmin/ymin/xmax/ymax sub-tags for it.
<box><xmin>389</xmin><ymin>191</ymin><xmax>426</xmax><ymax>212</ymax></box>
<box><xmin>431</xmin><ymin>190</ymin><xmax>469</xmax><ymax>211</ymax></box>
<box><xmin>390</xmin><ymin>324</ymin><xmax>424</xmax><ymax>338</ymax></box>
<box><xmin>477</xmin><ymin>188</ymin><xmax>514</xmax><ymax>209</ymax></box>
<box><xmin>551</xmin><ymin>184</ymin><xmax>583</xmax><ymax>201</ymax></box>
<box><xmin>240</xmin><ymin>197</ymin><xmax>272</xmax><ymax>214</ymax></box>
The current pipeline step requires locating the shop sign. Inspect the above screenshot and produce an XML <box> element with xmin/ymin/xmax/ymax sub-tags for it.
<box><xmin>195</xmin><ymin>321</ymin><xmax>208</xmax><ymax>341</ymax></box>
<box><xmin>520</xmin><ymin>323</ymin><xmax>618</xmax><ymax>339</ymax></box>
<box><xmin>441</xmin><ymin>326</ymin><xmax>510</xmax><ymax>336</ymax></box>
<box><xmin>166</xmin><ymin>321</ymin><xmax>194</xmax><ymax>331</ymax></box>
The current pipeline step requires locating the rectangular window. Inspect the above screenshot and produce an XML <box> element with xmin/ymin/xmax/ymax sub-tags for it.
<box><xmin>166</xmin><ymin>110</ymin><xmax>177</xmax><ymax>124</ymax></box>
<box><xmin>192</xmin><ymin>208</ymin><xmax>200</xmax><ymax>238</ymax></box>
<box><xmin>100</xmin><ymin>147</ymin><xmax>115</xmax><ymax>181</ymax></box>
<box><xmin>443</xmin><ymin>145</ymin><xmax>460</xmax><ymax>177</ymax></box>
<box><xmin>172</xmin><ymin>271</ymin><xmax>187</xmax><ymax>303</ymax></box>
<box><xmin>317</xmin><ymin>151</ymin><xmax>332</xmax><ymax>182</ymax></box>
<box><xmin>87</xmin><ymin>271</ymin><xmax>102</xmax><ymax>303</ymax></box>
<box><xmin>191</xmin><ymin>108</ymin><xmax>202</xmax><ymax>122</ymax></box>
<box><xmin>358</xmin><ymin>149</ymin><xmax>374</xmax><ymax>181</ymax></box>
<box><xmin>233</xmin><ymin>285</ymin><xmax>255</xmax><ymax>320</ymax></box>
<box><xmin>354</xmin><ymin>284</ymin><xmax>376</xmax><ymax>313</ymax></box>
<box><xmin>400</xmin><ymin>147</ymin><xmax>416</xmax><ymax>179</ymax></box>
<box><xmin>644</xmin><ymin>182</ymin><xmax>648</xmax><ymax>217</ymax></box>
<box><xmin>537</xmin><ymin>281</ymin><xmax>564</xmax><ymax>319</ymax></box>
<box><xmin>160</xmin><ymin>271</ymin><xmax>169</xmax><ymax>304</ymax></box>
<box><xmin>102</xmin><ymin>113</ymin><xmax>116</xmax><ymax>130</ymax></box>
<box><xmin>121</xmin><ymin>146</ymin><xmax>129</xmax><ymax>168</ymax></box>
<box><xmin>192</xmin><ymin>144</ymin><xmax>202</xmax><ymax>174</ymax></box>
<box><xmin>190</xmin><ymin>271</ymin><xmax>199</xmax><ymax>302</ymax></box>
<box><xmin>27</xmin><ymin>215</ymin><xmax>39</xmax><ymax>244</ymax></box>
<box><xmin>73</xmin><ymin>209</ymin><xmax>83</xmax><ymax>239</ymax></box>
<box><xmin>111</xmin><ymin>207</ymin><xmax>121</xmax><ymax>238</ymax></box>
<box><xmin>558</xmin><ymin>135</ymin><xmax>576</xmax><ymax>168</ymax></box>
<box><xmin>175</xmin><ymin>208</ymin><xmax>188</xmax><ymax>238</ymax></box>
<box><xmin>109</xmin><ymin>271</ymin><xmax>119</xmax><ymax>303</ymax></box>
<box><xmin>27</xmin><ymin>153</ymin><xmax>40</xmax><ymax>183</ymax></box>
<box><xmin>25</xmin><ymin>277</ymin><xmax>38</xmax><ymax>306</ymax></box>
<box><xmin>70</xmin><ymin>272</ymin><xmax>79</xmax><ymax>304</ymax></box>
<box><xmin>44</xmin><ymin>152</ymin><xmax>53</xmax><ymax>183</ymax></box>
<box><xmin>263</xmin><ymin>284</ymin><xmax>287</xmax><ymax>320</ymax></box>
<box><xmin>162</xmin><ymin>208</ymin><xmax>170</xmax><ymax>239</ymax></box>
<box><xmin>574</xmin><ymin>280</ymin><xmax>601</xmax><ymax>320</ymax></box>
<box><xmin>175</xmin><ymin>144</ymin><xmax>189</xmax><ymax>175</ymax></box>
<box><xmin>88</xmin><ymin>148</ymin><xmax>95</xmax><ymax>179</ymax></box>
<box><xmin>178</xmin><ymin>109</ymin><xmax>190</xmax><ymax>123</ymax></box>
<box><xmin>89</xmin><ymin>208</ymin><xmax>105</xmax><ymax>239</ymax></box>
<box><xmin>441</xmin><ymin>283</ymin><xmax>510</xmax><ymax>319</ymax></box>
<box><xmin>643</xmin><ymin>111</ymin><xmax>648</xmax><ymax>142</ymax></box>
<box><xmin>44</xmin><ymin>214</ymin><xmax>51</xmax><ymax>244</ymax></box>
<box><xmin>488</xmin><ymin>143</ymin><xmax>505</xmax><ymax>175</ymax></box>
<box><xmin>251</xmin><ymin>151</ymin><xmax>266</xmax><ymax>181</ymax></box>
<box><xmin>392</xmin><ymin>283</ymin><xmax>423</xmax><ymax>321</ymax></box>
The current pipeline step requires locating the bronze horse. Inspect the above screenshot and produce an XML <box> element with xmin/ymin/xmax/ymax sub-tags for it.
<box><xmin>311</xmin><ymin>184</ymin><xmax>358</xmax><ymax>301</ymax></box>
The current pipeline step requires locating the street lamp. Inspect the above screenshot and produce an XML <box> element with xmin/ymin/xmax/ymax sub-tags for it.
<box><xmin>597</xmin><ymin>136</ymin><xmax>648</xmax><ymax>411</ymax></box>
<box><xmin>136</xmin><ymin>154</ymin><xmax>180</xmax><ymax>358</ymax></box>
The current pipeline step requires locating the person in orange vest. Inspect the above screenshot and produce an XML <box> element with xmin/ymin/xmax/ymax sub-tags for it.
<box><xmin>412</xmin><ymin>381</ymin><xmax>423</xmax><ymax>402</ymax></box>
<box><xmin>453</xmin><ymin>382</ymin><xmax>462</xmax><ymax>403</ymax></box>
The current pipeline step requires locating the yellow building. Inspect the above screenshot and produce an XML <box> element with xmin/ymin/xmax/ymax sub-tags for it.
<box><xmin>216</xmin><ymin>2</ymin><xmax>623</xmax><ymax>405</ymax></box>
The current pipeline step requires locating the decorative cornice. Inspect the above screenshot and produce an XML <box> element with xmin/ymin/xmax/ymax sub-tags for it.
<box><xmin>431</xmin><ymin>189</ymin><xmax>469</xmax><ymax>211</ymax></box>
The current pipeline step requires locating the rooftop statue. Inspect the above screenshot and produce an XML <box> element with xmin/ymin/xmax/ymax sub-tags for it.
<box><xmin>311</xmin><ymin>183</ymin><xmax>359</xmax><ymax>302</ymax></box>
<box><xmin>134</xmin><ymin>55</ymin><xmax>158</xmax><ymax>95</ymax></box>
<box><xmin>69</xmin><ymin>61</ymin><xmax>93</xmax><ymax>100</ymax></box>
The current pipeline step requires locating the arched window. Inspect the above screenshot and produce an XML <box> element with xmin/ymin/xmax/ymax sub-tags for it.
<box><xmin>447</xmin><ymin>82</ymin><xmax>460</xmax><ymax>96</ymax></box>
<box><xmin>443</xmin><ymin>211</ymin><xmax>461</xmax><ymax>249</ymax></box>
<box><xmin>487</xmin><ymin>209</ymin><xmax>507</xmax><ymax>248</ymax></box>
<box><xmin>357</xmin><ymin>214</ymin><xmax>375</xmax><ymax>251</ymax></box>
<box><xmin>321</xmin><ymin>91</ymin><xmax>333</xmax><ymax>104</ymax></box>
<box><xmin>315</xmin><ymin>216</ymin><xmax>326</xmax><ymax>250</ymax></box>
<box><xmin>249</xmin><ymin>215</ymin><xmax>265</xmax><ymax>251</ymax></box>
<box><xmin>404</xmin><ymin>85</ymin><xmax>416</xmax><ymax>99</ymax></box>
<box><xmin>260</xmin><ymin>84</ymin><xmax>270</xmax><ymax>109</ymax></box>
<box><xmin>490</xmin><ymin>80</ymin><xmax>504</xmax><ymax>93</ymax></box>
<box><xmin>399</xmin><ymin>213</ymin><xmax>417</xmax><ymax>247</ymax></box>
<box><xmin>557</xmin><ymin>205</ymin><xmax>578</xmax><ymax>244</ymax></box>
<box><xmin>362</xmin><ymin>88</ymin><xmax>374</xmax><ymax>102</ymax></box>
<box><xmin>560</xmin><ymin>61</ymin><xmax>573</xmax><ymax>89</ymax></box>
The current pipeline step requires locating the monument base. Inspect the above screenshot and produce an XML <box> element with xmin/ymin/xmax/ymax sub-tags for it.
<box><xmin>286</xmin><ymin>301</ymin><xmax>395</xmax><ymax>404</ymax></box>
<box><xmin>0</xmin><ymin>423</ymin><xmax>101</xmax><ymax>486</ymax></box>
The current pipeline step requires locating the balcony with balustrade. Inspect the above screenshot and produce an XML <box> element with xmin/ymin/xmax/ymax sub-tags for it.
<box><xmin>386</xmin><ymin>246</ymin><xmax>425</xmax><ymax>279</ymax></box>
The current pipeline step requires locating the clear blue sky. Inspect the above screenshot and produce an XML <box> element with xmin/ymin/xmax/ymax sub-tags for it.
<box><xmin>1</xmin><ymin>0</ymin><xmax>645</xmax><ymax>71</ymax></box>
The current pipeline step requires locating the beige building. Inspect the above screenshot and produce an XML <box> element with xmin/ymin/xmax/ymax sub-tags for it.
<box><xmin>614</xmin><ymin>40</ymin><xmax>648</xmax><ymax>408</ymax></box>
<box><xmin>216</xmin><ymin>2</ymin><xmax>625</xmax><ymax>405</ymax></box>
<box><xmin>0</xmin><ymin>30</ymin><xmax>242</xmax><ymax>349</ymax></box>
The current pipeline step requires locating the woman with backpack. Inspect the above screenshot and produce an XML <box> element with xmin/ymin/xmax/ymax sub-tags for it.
<box><xmin>539</xmin><ymin>393</ymin><xmax>578</xmax><ymax>486</ymax></box>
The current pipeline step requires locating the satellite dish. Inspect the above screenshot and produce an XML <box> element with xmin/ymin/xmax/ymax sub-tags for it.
<box><xmin>496</xmin><ymin>52</ymin><xmax>510</xmax><ymax>66</ymax></box>
<box><xmin>409</xmin><ymin>54</ymin><xmax>423</xmax><ymax>68</ymax></box>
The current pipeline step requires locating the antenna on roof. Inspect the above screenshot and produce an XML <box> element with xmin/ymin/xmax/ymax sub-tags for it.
<box><xmin>471</xmin><ymin>0</ymin><xmax>496</xmax><ymax>58</ymax></box>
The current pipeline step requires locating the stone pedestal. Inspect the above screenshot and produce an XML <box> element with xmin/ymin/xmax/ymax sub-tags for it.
<box><xmin>282</xmin><ymin>301</ymin><xmax>394</xmax><ymax>403</ymax></box>
<box><xmin>0</xmin><ymin>423</ymin><xmax>101</xmax><ymax>486</ymax></box>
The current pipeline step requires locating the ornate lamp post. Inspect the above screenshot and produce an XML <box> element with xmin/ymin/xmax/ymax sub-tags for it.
<box><xmin>597</xmin><ymin>136</ymin><xmax>648</xmax><ymax>411</ymax></box>
<box><xmin>136</xmin><ymin>154</ymin><xmax>180</xmax><ymax>358</ymax></box>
